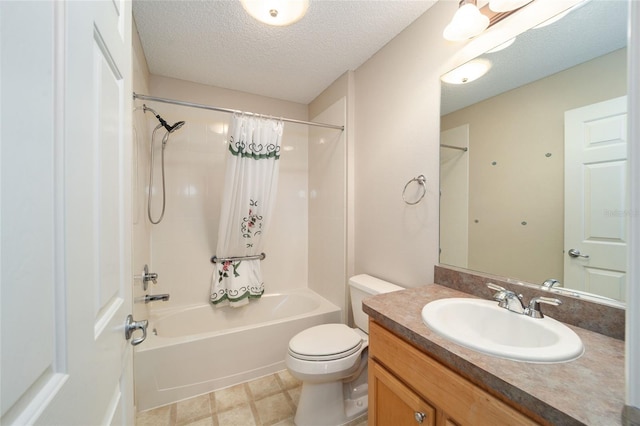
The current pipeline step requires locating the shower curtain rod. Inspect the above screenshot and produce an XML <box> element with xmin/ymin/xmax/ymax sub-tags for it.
<box><xmin>440</xmin><ymin>144</ymin><xmax>468</xmax><ymax>152</ymax></box>
<box><xmin>133</xmin><ymin>92</ymin><xmax>345</xmax><ymax>131</ymax></box>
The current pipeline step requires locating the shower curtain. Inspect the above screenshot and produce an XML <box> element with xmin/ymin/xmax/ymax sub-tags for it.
<box><xmin>210</xmin><ymin>114</ymin><xmax>284</xmax><ymax>307</ymax></box>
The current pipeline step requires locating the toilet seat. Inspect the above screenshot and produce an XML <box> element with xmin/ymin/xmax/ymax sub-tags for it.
<box><xmin>288</xmin><ymin>324</ymin><xmax>363</xmax><ymax>361</ymax></box>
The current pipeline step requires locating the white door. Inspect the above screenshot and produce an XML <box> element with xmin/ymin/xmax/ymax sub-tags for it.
<box><xmin>564</xmin><ymin>96</ymin><xmax>627</xmax><ymax>301</ymax></box>
<box><xmin>440</xmin><ymin>125</ymin><xmax>469</xmax><ymax>268</ymax></box>
<box><xmin>1</xmin><ymin>1</ymin><xmax>136</xmax><ymax>425</ymax></box>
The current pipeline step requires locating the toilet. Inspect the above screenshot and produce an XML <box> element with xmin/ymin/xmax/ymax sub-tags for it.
<box><xmin>286</xmin><ymin>274</ymin><xmax>403</xmax><ymax>426</ymax></box>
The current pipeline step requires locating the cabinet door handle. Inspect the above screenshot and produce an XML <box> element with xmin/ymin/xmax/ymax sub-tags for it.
<box><xmin>414</xmin><ymin>411</ymin><xmax>426</xmax><ymax>424</ymax></box>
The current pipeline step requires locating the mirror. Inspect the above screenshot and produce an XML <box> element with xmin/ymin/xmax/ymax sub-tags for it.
<box><xmin>439</xmin><ymin>0</ymin><xmax>628</xmax><ymax>304</ymax></box>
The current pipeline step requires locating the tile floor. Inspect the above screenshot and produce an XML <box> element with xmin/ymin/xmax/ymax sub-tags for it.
<box><xmin>135</xmin><ymin>369</ymin><xmax>368</xmax><ymax>426</ymax></box>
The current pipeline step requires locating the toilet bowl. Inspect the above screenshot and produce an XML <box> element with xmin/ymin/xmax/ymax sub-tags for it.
<box><xmin>286</xmin><ymin>274</ymin><xmax>403</xmax><ymax>426</ymax></box>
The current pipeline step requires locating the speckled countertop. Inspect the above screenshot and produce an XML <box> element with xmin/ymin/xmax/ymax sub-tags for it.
<box><xmin>363</xmin><ymin>284</ymin><xmax>625</xmax><ymax>426</ymax></box>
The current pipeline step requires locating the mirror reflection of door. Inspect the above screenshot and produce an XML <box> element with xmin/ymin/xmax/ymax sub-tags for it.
<box><xmin>439</xmin><ymin>125</ymin><xmax>469</xmax><ymax>268</ymax></box>
<box><xmin>564</xmin><ymin>96</ymin><xmax>627</xmax><ymax>301</ymax></box>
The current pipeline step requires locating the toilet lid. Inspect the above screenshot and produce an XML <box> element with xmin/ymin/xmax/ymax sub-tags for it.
<box><xmin>288</xmin><ymin>324</ymin><xmax>363</xmax><ymax>361</ymax></box>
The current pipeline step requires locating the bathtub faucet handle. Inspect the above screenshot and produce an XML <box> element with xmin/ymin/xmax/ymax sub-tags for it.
<box><xmin>144</xmin><ymin>293</ymin><xmax>170</xmax><ymax>303</ymax></box>
<box><xmin>142</xmin><ymin>264</ymin><xmax>158</xmax><ymax>290</ymax></box>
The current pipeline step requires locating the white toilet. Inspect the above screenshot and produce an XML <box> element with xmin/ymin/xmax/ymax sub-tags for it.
<box><xmin>286</xmin><ymin>274</ymin><xmax>403</xmax><ymax>426</ymax></box>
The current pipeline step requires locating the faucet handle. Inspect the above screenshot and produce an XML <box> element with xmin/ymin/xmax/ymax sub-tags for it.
<box><xmin>526</xmin><ymin>296</ymin><xmax>562</xmax><ymax>318</ymax></box>
<box><xmin>486</xmin><ymin>282</ymin><xmax>505</xmax><ymax>292</ymax></box>
<box><xmin>142</xmin><ymin>264</ymin><xmax>158</xmax><ymax>290</ymax></box>
<box><xmin>486</xmin><ymin>283</ymin><xmax>509</xmax><ymax>302</ymax></box>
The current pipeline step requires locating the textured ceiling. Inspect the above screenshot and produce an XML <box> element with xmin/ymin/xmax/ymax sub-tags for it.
<box><xmin>133</xmin><ymin>0</ymin><xmax>437</xmax><ymax>104</ymax></box>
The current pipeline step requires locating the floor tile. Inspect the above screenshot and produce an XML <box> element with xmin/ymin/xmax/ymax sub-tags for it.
<box><xmin>254</xmin><ymin>393</ymin><xmax>294</xmax><ymax>425</ymax></box>
<box><xmin>271</xmin><ymin>418</ymin><xmax>296</xmax><ymax>426</ymax></box>
<box><xmin>136</xmin><ymin>370</ymin><xmax>304</xmax><ymax>426</ymax></box>
<box><xmin>136</xmin><ymin>404</ymin><xmax>173</xmax><ymax>426</ymax></box>
<box><xmin>248</xmin><ymin>374</ymin><xmax>282</xmax><ymax>400</ymax></box>
<box><xmin>214</xmin><ymin>383</ymin><xmax>250</xmax><ymax>413</ymax></box>
<box><xmin>176</xmin><ymin>394</ymin><xmax>212</xmax><ymax>425</ymax></box>
<box><xmin>277</xmin><ymin>370</ymin><xmax>301</xmax><ymax>390</ymax></box>
<box><xmin>287</xmin><ymin>387</ymin><xmax>301</xmax><ymax>407</ymax></box>
<box><xmin>215</xmin><ymin>402</ymin><xmax>257</xmax><ymax>426</ymax></box>
<box><xmin>183</xmin><ymin>417</ymin><xmax>214</xmax><ymax>426</ymax></box>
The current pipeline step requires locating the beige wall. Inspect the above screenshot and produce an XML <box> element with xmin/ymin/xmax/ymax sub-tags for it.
<box><xmin>351</xmin><ymin>0</ymin><xmax>585</xmax><ymax>289</ymax></box>
<box><xmin>353</xmin><ymin>4</ymin><xmax>445</xmax><ymax>288</ymax></box>
<box><xmin>441</xmin><ymin>48</ymin><xmax>626</xmax><ymax>284</ymax></box>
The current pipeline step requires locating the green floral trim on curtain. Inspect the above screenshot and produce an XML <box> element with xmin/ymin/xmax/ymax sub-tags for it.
<box><xmin>228</xmin><ymin>136</ymin><xmax>280</xmax><ymax>160</ymax></box>
<box><xmin>242</xmin><ymin>199</ymin><xmax>262</xmax><ymax>248</ymax></box>
<box><xmin>217</xmin><ymin>260</ymin><xmax>241</xmax><ymax>283</ymax></box>
<box><xmin>210</xmin><ymin>283</ymin><xmax>265</xmax><ymax>305</ymax></box>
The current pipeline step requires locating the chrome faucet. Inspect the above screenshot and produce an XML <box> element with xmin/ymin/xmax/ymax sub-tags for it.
<box><xmin>144</xmin><ymin>294</ymin><xmax>170</xmax><ymax>303</ymax></box>
<box><xmin>142</xmin><ymin>264</ymin><xmax>158</xmax><ymax>291</ymax></box>
<box><xmin>541</xmin><ymin>278</ymin><xmax>560</xmax><ymax>290</ymax></box>
<box><xmin>487</xmin><ymin>283</ymin><xmax>526</xmax><ymax>314</ymax></box>
<box><xmin>524</xmin><ymin>296</ymin><xmax>562</xmax><ymax>318</ymax></box>
<box><xmin>486</xmin><ymin>283</ymin><xmax>562</xmax><ymax>318</ymax></box>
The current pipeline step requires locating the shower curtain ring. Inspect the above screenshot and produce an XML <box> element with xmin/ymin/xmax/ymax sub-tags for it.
<box><xmin>402</xmin><ymin>175</ymin><xmax>426</xmax><ymax>205</ymax></box>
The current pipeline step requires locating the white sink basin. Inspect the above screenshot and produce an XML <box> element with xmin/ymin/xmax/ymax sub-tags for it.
<box><xmin>421</xmin><ymin>298</ymin><xmax>584</xmax><ymax>363</ymax></box>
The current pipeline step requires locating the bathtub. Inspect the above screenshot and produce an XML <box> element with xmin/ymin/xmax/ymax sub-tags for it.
<box><xmin>134</xmin><ymin>288</ymin><xmax>342</xmax><ymax>411</ymax></box>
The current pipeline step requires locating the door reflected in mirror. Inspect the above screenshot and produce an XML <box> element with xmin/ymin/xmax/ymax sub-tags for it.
<box><xmin>439</xmin><ymin>0</ymin><xmax>628</xmax><ymax>304</ymax></box>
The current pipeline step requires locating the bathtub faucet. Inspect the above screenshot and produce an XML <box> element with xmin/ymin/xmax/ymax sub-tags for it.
<box><xmin>144</xmin><ymin>294</ymin><xmax>170</xmax><ymax>303</ymax></box>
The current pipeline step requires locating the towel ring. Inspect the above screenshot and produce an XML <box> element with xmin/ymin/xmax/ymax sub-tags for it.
<box><xmin>402</xmin><ymin>175</ymin><xmax>426</xmax><ymax>205</ymax></box>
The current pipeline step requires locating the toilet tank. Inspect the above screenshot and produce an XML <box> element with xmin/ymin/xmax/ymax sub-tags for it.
<box><xmin>349</xmin><ymin>274</ymin><xmax>404</xmax><ymax>333</ymax></box>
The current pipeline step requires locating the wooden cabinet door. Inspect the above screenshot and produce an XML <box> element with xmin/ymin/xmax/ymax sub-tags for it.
<box><xmin>370</xmin><ymin>359</ymin><xmax>436</xmax><ymax>426</ymax></box>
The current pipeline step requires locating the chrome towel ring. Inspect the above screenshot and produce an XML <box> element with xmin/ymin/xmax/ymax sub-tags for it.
<box><xmin>402</xmin><ymin>175</ymin><xmax>426</xmax><ymax>205</ymax></box>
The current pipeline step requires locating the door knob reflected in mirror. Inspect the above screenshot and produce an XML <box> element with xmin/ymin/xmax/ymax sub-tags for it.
<box><xmin>568</xmin><ymin>249</ymin><xmax>590</xmax><ymax>259</ymax></box>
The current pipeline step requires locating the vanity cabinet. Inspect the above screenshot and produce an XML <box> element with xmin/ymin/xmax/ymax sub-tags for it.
<box><xmin>368</xmin><ymin>320</ymin><xmax>540</xmax><ymax>426</ymax></box>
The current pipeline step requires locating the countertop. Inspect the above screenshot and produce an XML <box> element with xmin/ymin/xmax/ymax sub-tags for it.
<box><xmin>363</xmin><ymin>283</ymin><xmax>625</xmax><ymax>425</ymax></box>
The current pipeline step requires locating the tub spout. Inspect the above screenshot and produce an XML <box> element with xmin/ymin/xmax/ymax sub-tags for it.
<box><xmin>144</xmin><ymin>294</ymin><xmax>170</xmax><ymax>303</ymax></box>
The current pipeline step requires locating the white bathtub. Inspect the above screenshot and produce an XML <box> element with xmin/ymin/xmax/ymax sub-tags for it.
<box><xmin>134</xmin><ymin>289</ymin><xmax>342</xmax><ymax>411</ymax></box>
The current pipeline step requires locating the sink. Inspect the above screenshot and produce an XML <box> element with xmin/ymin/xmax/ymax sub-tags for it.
<box><xmin>421</xmin><ymin>298</ymin><xmax>584</xmax><ymax>363</ymax></box>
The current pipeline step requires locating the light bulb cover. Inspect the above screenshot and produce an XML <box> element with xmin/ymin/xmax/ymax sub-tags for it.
<box><xmin>489</xmin><ymin>0</ymin><xmax>533</xmax><ymax>13</ymax></box>
<box><xmin>441</xmin><ymin>59</ymin><xmax>492</xmax><ymax>85</ymax></box>
<box><xmin>443</xmin><ymin>3</ymin><xmax>490</xmax><ymax>41</ymax></box>
<box><xmin>240</xmin><ymin>0</ymin><xmax>309</xmax><ymax>26</ymax></box>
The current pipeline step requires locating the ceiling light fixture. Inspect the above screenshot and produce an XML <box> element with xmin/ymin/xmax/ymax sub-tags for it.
<box><xmin>240</xmin><ymin>0</ymin><xmax>309</xmax><ymax>27</ymax></box>
<box><xmin>440</xmin><ymin>59</ymin><xmax>492</xmax><ymax>85</ymax></box>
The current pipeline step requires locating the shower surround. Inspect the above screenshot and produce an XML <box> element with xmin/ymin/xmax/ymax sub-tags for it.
<box><xmin>131</xmin><ymin>74</ymin><xmax>348</xmax><ymax>410</ymax></box>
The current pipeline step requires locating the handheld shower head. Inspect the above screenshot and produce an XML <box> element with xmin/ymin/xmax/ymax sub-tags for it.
<box><xmin>169</xmin><ymin>121</ymin><xmax>185</xmax><ymax>133</ymax></box>
<box><xmin>143</xmin><ymin>104</ymin><xmax>185</xmax><ymax>134</ymax></box>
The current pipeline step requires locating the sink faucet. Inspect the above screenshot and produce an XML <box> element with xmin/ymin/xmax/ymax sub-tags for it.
<box><xmin>144</xmin><ymin>294</ymin><xmax>170</xmax><ymax>303</ymax></box>
<box><xmin>487</xmin><ymin>283</ymin><xmax>525</xmax><ymax>314</ymax></box>
<box><xmin>541</xmin><ymin>278</ymin><xmax>560</xmax><ymax>290</ymax></box>
<box><xmin>486</xmin><ymin>283</ymin><xmax>561</xmax><ymax>318</ymax></box>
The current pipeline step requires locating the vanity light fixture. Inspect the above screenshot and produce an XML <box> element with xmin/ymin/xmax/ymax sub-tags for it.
<box><xmin>443</xmin><ymin>0</ymin><xmax>490</xmax><ymax>41</ymax></box>
<box><xmin>240</xmin><ymin>0</ymin><xmax>309</xmax><ymax>27</ymax></box>
<box><xmin>440</xmin><ymin>59</ymin><xmax>492</xmax><ymax>85</ymax></box>
<box><xmin>443</xmin><ymin>0</ymin><xmax>534</xmax><ymax>41</ymax></box>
